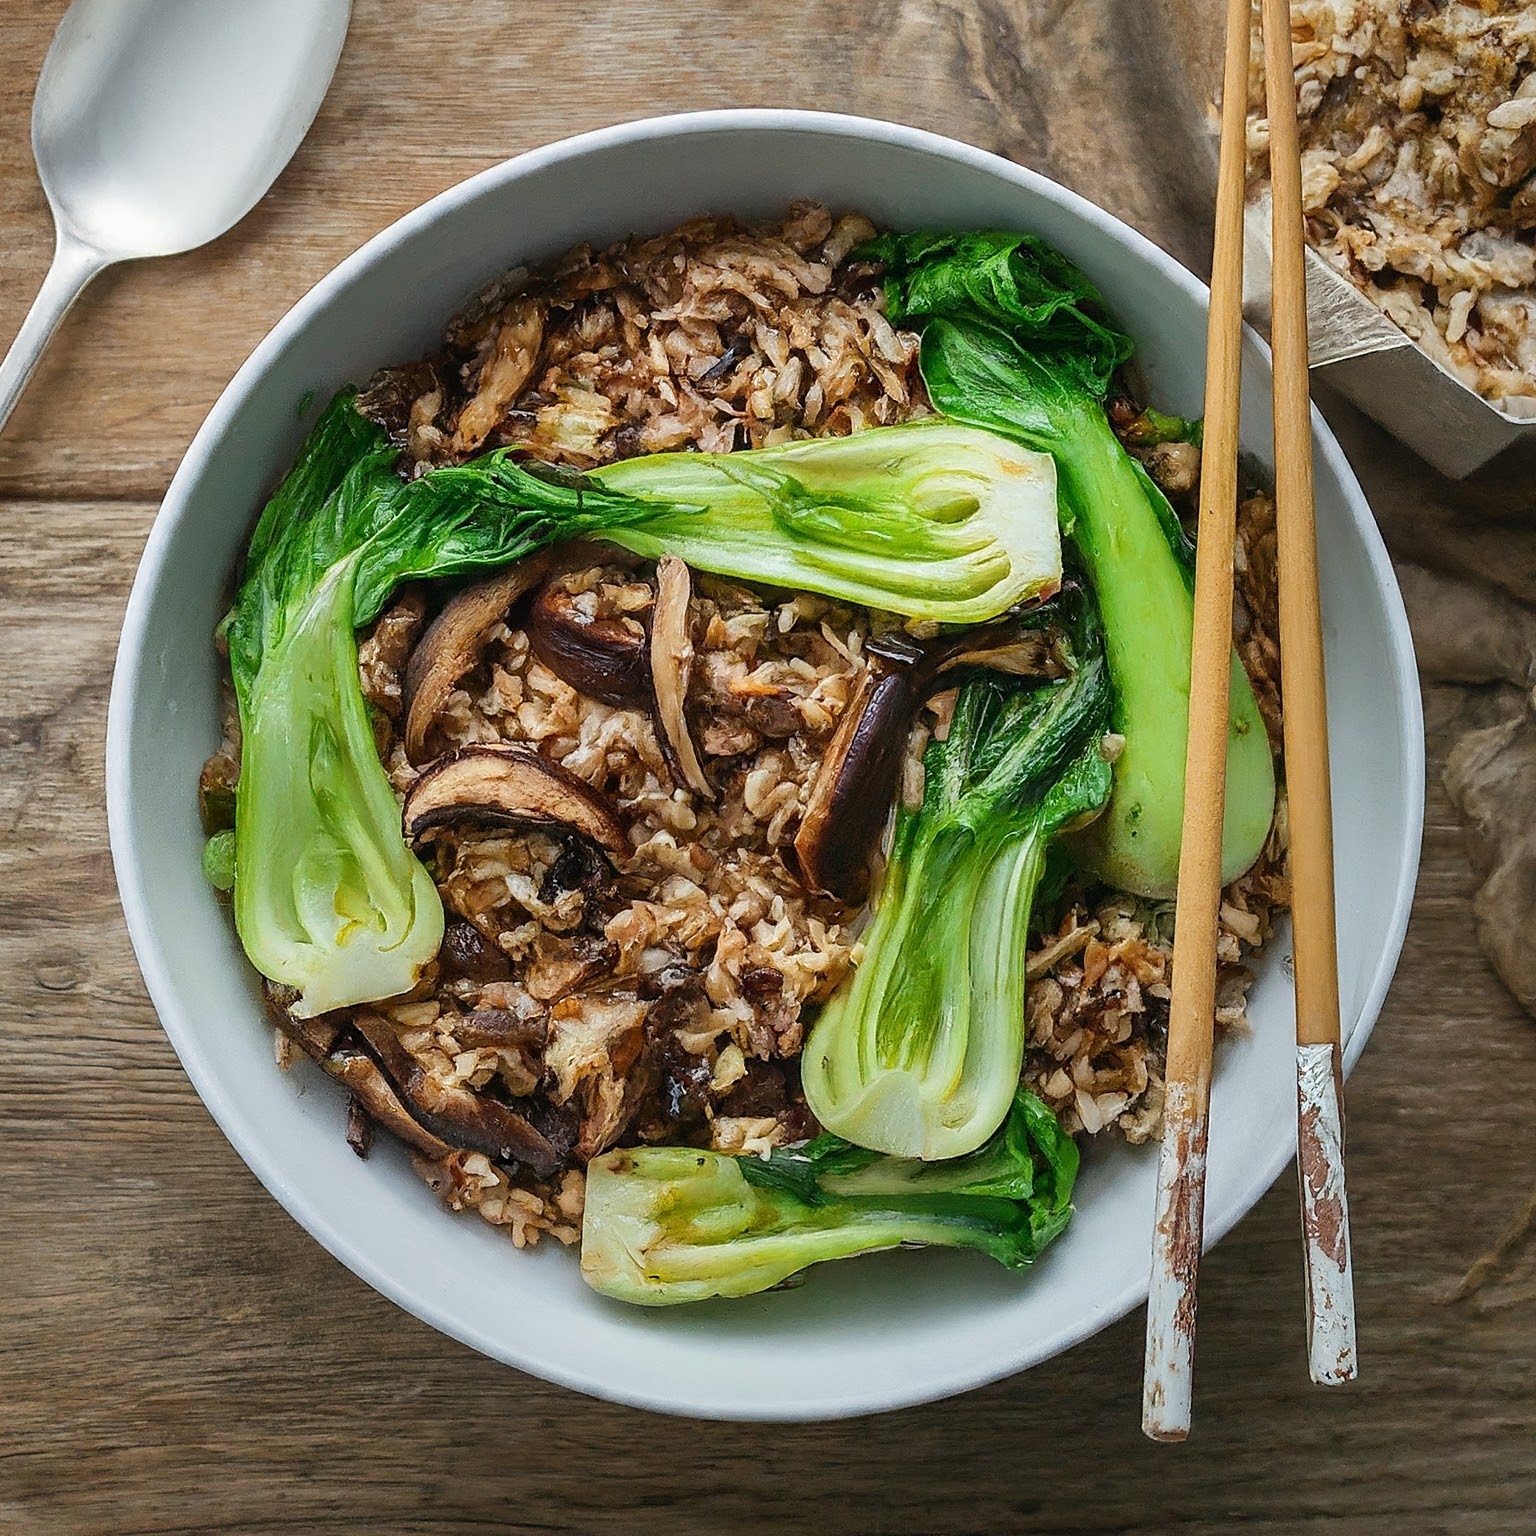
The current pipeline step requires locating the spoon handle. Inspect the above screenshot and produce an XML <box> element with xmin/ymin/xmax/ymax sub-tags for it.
<box><xmin>0</xmin><ymin>227</ymin><xmax>108</xmax><ymax>438</ymax></box>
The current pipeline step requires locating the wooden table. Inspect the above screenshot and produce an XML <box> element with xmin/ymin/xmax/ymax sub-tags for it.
<box><xmin>3</xmin><ymin>3</ymin><xmax>1533</xmax><ymax>1531</ymax></box>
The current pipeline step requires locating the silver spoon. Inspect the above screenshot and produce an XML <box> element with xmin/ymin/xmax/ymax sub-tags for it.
<box><xmin>0</xmin><ymin>0</ymin><xmax>351</xmax><ymax>436</ymax></box>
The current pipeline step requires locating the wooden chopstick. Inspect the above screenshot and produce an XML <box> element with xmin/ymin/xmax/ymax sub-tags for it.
<box><xmin>1140</xmin><ymin>0</ymin><xmax>1252</xmax><ymax>1444</ymax></box>
<box><xmin>1261</xmin><ymin>0</ymin><xmax>1358</xmax><ymax>1386</ymax></box>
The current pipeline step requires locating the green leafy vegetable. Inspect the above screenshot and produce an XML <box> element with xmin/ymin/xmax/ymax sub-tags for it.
<box><xmin>579</xmin><ymin>1088</ymin><xmax>1077</xmax><ymax>1305</ymax></box>
<box><xmin>801</xmin><ymin>581</ymin><xmax>1113</xmax><ymax>1160</ymax></box>
<box><xmin>592</xmin><ymin>418</ymin><xmax>1062</xmax><ymax>624</ymax></box>
<box><xmin>866</xmin><ymin>230</ymin><xmax>1275</xmax><ymax>897</ymax></box>
<box><xmin>868</xmin><ymin>230</ymin><xmax>1133</xmax><ymax>395</ymax></box>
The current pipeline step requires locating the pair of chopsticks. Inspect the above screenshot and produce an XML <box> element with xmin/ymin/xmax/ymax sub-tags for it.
<box><xmin>1140</xmin><ymin>0</ymin><xmax>1357</xmax><ymax>1442</ymax></box>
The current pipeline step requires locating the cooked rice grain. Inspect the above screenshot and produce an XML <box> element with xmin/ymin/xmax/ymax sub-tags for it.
<box><xmin>358</xmin><ymin>201</ymin><xmax>929</xmax><ymax>472</ymax></box>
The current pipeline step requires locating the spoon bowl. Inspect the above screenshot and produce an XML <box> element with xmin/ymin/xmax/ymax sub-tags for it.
<box><xmin>0</xmin><ymin>0</ymin><xmax>351</xmax><ymax>432</ymax></box>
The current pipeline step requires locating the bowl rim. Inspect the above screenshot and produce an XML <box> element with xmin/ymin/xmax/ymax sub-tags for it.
<box><xmin>105</xmin><ymin>107</ymin><xmax>1425</xmax><ymax>1419</ymax></box>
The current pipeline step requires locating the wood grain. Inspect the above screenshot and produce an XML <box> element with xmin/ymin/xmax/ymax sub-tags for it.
<box><xmin>2</xmin><ymin>2</ymin><xmax>1533</xmax><ymax>1532</ymax></box>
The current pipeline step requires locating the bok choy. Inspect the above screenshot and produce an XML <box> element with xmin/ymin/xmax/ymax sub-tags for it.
<box><xmin>801</xmin><ymin>580</ymin><xmax>1113</xmax><ymax>1160</ymax></box>
<box><xmin>580</xmin><ymin>1088</ymin><xmax>1077</xmax><ymax>1305</ymax></box>
<box><xmin>862</xmin><ymin>230</ymin><xmax>1276</xmax><ymax>899</ymax></box>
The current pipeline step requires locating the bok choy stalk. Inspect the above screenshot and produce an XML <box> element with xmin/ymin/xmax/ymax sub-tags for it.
<box><xmin>862</xmin><ymin>230</ymin><xmax>1275</xmax><ymax>899</ymax></box>
<box><xmin>224</xmin><ymin>395</ymin><xmax>1065</xmax><ymax>1017</ymax></box>
<box><xmin>580</xmin><ymin>1087</ymin><xmax>1077</xmax><ymax>1305</ymax></box>
<box><xmin>592</xmin><ymin>418</ymin><xmax>1062</xmax><ymax>625</ymax></box>
<box><xmin>801</xmin><ymin>581</ymin><xmax>1113</xmax><ymax>1160</ymax></box>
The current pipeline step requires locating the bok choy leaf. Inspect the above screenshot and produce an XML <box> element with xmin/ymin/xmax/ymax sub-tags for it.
<box><xmin>592</xmin><ymin>418</ymin><xmax>1062</xmax><ymax>624</ymax></box>
<box><xmin>580</xmin><ymin>1088</ymin><xmax>1077</xmax><ymax>1305</ymax></box>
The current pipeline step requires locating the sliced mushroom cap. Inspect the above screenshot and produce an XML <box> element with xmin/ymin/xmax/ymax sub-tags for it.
<box><xmin>525</xmin><ymin>578</ymin><xmax>651</xmax><ymax>706</ymax></box>
<box><xmin>351</xmin><ymin>1010</ymin><xmax>564</xmax><ymax>1176</ymax></box>
<box><xmin>792</xmin><ymin>668</ymin><xmax>917</xmax><ymax>905</ymax></box>
<box><xmin>402</xmin><ymin>744</ymin><xmax>629</xmax><ymax>859</ymax></box>
<box><xmin>323</xmin><ymin>1046</ymin><xmax>455</xmax><ymax>1160</ymax></box>
<box><xmin>649</xmin><ymin>554</ymin><xmax>713</xmax><ymax>800</ymax></box>
<box><xmin>794</xmin><ymin>618</ymin><xmax>1061</xmax><ymax>903</ymax></box>
<box><xmin>402</xmin><ymin>552</ymin><xmax>557</xmax><ymax>764</ymax></box>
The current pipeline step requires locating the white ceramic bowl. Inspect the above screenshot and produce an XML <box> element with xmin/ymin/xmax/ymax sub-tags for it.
<box><xmin>107</xmin><ymin>110</ymin><xmax>1423</xmax><ymax>1421</ymax></box>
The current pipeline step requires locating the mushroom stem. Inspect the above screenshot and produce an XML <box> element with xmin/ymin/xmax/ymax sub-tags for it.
<box><xmin>649</xmin><ymin>554</ymin><xmax>713</xmax><ymax>800</ymax></box>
